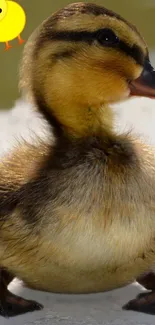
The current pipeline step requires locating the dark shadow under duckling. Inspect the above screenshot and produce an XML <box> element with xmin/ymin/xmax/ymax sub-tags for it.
<box><xmin>1</xmin><ymin>2</ymin><xmax>155</xmax><ymax>318</ymax></box>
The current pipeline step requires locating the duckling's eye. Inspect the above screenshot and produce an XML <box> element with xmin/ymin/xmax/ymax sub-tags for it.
<box><xmin>0</xmin><ymin>9</ymin><xmax>2</xmax><ymax>13</ymax></box>
<box><xmin>96</xmin><ymin>28</ymin><xmax>119</xmax><ymax>47</ymax></box>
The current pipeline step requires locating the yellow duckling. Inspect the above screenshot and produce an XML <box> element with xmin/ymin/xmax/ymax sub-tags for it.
<box><xmin>1</xmin><ymin>1</ymin><xmax>155</xmax><ymax>318</ymax></box>
<box><xmin>0</xmin><ymin>0</ymin><xmax>26</xmax><ymax>51</ymax></box>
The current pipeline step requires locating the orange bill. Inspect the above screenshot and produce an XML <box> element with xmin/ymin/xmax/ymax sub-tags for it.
<box><xmin>130</xmin><ymin>59</ymin><xmax>155</xmax><ymax>98</ymax></box>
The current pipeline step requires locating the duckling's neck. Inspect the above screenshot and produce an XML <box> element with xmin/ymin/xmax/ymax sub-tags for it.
<box><xmin>50</xmin><ymin>103</ymin><xmax>114</xmax><ymax>138</ymax></box>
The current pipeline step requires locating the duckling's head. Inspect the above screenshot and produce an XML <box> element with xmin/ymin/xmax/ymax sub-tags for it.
<box><xmin>0</xmin><ymin>0</ymin><xmax>7</xmax><ymax>21</ymax></box>
<box><xmin>20</xmin><ymin>2</ymin><xmax>155</xmax><ymax>137</ymax></box>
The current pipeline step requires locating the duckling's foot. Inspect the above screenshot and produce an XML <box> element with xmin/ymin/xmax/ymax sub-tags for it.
<box><xmin>123</xmin><ymin>291</ymin><xmax>155</xmax><ymax>315</ymax></box>
<box><xmin>17</xmin><ymin>35</ymin><xmax>25</xmax><ymax>45</ymax></box>
<box><xmin>137</xmin><ymin>271</ymin><xmax>155</xmax><ymax>290</ymax></box>
<box><xmin>0</xmin><ymin>268</ymin><xmax>43</xmax><ymax>318</ymax></box>
<box><xmin>4</xmin><ymin>42</ymin><xmax>12</xmax><ymax>51</ymax></box>
<box><xmin>0</xmin><ymin>290</ymin><xmax>43</xmax><ymax>318</ymax></box>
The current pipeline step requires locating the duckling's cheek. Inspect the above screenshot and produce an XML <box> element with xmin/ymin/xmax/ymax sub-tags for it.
<box><xmin>123</xmin><ymin>62</ymin><xmax>143</xmax><ymax>82</ymax></box>
<box><xmin>89</xmin><ymin>68</ymin><xmax>130</xmax><ymax>103</ymax></box>
<box><xmin>102</xmin><ymin>64</ymin><xmax>143</xmax><ymax>102</ymax></box>
<box><xmin>102</xmin><ymin>74</ymin><xmax>130</xmax><ymax>103</ymax></box>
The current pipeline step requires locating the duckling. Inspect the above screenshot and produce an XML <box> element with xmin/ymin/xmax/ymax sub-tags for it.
<box><xmin>0</xmin><ymin>0</ymin><xmax>26</xmax><ymax>51</ymax></box>
<box><xmin>1</xmin><ymin>2</ymin><xmax>155</xmax><ymax>318</ymax></box>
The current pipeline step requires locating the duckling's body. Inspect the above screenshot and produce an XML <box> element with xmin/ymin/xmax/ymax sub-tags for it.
<box><xmin>1</xmin><ymin>136</ymin><xmax>155</xmax><ymax>295</ymax></box>
<box><xmin>1</xmin><ymin>2</ymin><xmax>155</xmax><ymax>317</ymax></box>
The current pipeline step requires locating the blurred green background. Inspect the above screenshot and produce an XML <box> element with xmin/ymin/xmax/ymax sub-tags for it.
<box><xmin>1</xmin><ymin>0</ymin><xmax>155</xmax><ymax>109</ymax></box>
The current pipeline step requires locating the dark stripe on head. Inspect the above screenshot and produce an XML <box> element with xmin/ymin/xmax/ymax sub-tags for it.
<box><xmin>51</xmin><ymin>3</ymin><xmax>142</xmax><ymax>39</ymax></box>
<box><xmin>50</xmin><ymin>30</ymin><xmax>145</xmax><ymax>66</ymax></box>
<box><xmin>34</xmin><ymin>3</ymin><xmax>146</xmax><ymax>52</ymax></box>
<box><xmin>53</xmin><ymin>49</ymin><xmax>75</xmax><ymax>61</ymax></box>
<box><xmin>119</xmin><ymin>41</ymin><xmax>144</xmax><ymax>66</ymax></box>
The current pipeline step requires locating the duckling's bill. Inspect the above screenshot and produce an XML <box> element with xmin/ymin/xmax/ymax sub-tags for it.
<box><xmin>130</xmin><ymin>58</ymin><xmax>155</xmax><ymax>98</ymax></box>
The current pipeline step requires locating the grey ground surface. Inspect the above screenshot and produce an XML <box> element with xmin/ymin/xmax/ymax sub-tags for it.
<box><xmin>1</xmin><ymin>97</ymin><xmax>155</xmax><ymax>325</ymax></box>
